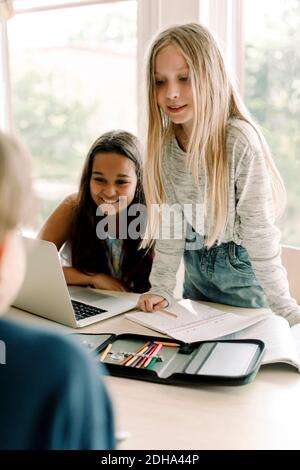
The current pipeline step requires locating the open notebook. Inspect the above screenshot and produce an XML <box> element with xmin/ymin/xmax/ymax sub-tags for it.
<box><xmin>125</xmin><ymin>299</ymin><xmax>269</xmax><ymax>343</ymax></box>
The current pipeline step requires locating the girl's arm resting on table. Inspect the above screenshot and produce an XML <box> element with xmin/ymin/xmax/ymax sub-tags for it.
<box><xmin>147</xmin><ymin>237</ymin><xmax>185</xmax><ymax>304</ymax></box>
<box><xmin>139</xmin><ymin>181</ymin><xmax>186</xmax><ymax>309</ymax></box>
<box><xmin>139</xmin><ymin>211</ymin><xmax>186</xmax><ymax>310</ymax></box>
<box><xmin>235</xmin><ymin>147</ymin><xmax>300</xmax><ymax>326</ymax></box>
<box><xmin>63</xmin><ymin>267</ymin><xmax>128</xmax><ymax>292</ymax></box>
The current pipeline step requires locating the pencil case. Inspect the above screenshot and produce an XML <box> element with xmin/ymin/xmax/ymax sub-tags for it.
<box><xmin>71</xmin><ymin>332</ymin><xmax>265</xmax><ymax>386</ymax></box>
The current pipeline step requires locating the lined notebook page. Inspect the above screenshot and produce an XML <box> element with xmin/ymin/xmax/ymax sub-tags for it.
<box><xmin>126</xmin><ymin>299</ymin><xmax>269</xmax><ymax>343</ymax></box>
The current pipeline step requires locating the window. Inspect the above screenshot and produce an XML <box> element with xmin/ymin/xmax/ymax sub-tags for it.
<box><xmin>7</xmin><ymin>0</ymin><xmax>137</xmax><ymax>231</ymax></box>
<box><xmin>243</xmin><ymin>0</ymin><xmax>300</xmax><ymax>246</ymax></box>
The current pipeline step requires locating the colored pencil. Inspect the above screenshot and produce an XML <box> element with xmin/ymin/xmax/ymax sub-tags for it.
<box><xmin>143</xmin><ymin>343</ymin><xmax>163</xmax><ymax>368</ymax></box>
<box><xmin>135</xmin><ymin>343</ymin><xmax>158</xmax><ymax>369</ymax></box>
<box><xmin>161</xmin><ymin>309</ymin><xmax>178</xmax><ymax>318</ymax></box>
<box><xmin>121</xmin><ymin>341</ymin><xmax>151</xmax><ymax>366</ymax></box>
<box><xmin>130</xmin><ymin>342</ymin><xmax>155</xmax><ymax>368</ymax></box>
<box><xmin>100</xmin><ymin>343</ymin><xmax>112</xmax><ymax>362</ymax></box>
<box><xmin>147</xmin><ymin>356</ymin><xmax>159</xmax><ymax>370</ymax></box>
<box><xmin>125</xmin><ymin>343</ymin><xmax>151</xmax><ymax>367</ymax></box>
<box><xmin>154</xmin><ymin>341</ymin><xmax>180</xmax><ymax>347</ymax></box>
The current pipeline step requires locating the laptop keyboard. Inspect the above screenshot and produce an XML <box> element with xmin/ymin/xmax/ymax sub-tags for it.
<box><xmin>71</xmin><ymin>300</ymin><xmax>107</xmax><ymax>321</ymax></box>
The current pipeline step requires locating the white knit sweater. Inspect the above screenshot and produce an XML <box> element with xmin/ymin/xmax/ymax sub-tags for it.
<box><xmin>148</xmin><ymin>118</ymin><xmax>300</xmax><ymax>326</ymax></box>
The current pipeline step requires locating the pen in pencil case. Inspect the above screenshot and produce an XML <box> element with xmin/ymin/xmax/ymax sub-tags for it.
<box><xmin>120</xmin><ymin>341</ymin><xmax>151</xmax><ymax>366</ymax></box>
<box><xmin>154</xmin><ymin>341</ymin><xmax>180</xmax><ymax>347</ymax></box>
<box><xmin>147</xmin><ymin>356</ymin><xmax>159</xmax><ymax>370</ymax></box>
<box><xmin>135</xmin><ymin>343</ymin><xmax>158</xmax><ymax>369</ymax></box>
<box><xmin>129</xmin><ymin>343</ymin><xmax>165</xmax><ymax>367</ymax></box>
<box><xmin>108</xmin><ymin>350</ymin><xmax>163</xmax><ymax>363</ymax></box>
<box><xmin>125</xmin><ymin>342</ymin><xmax>153</xmax><ymax>367</ymax></box>
<box><xmin>143</xmin><ymin>343</ymin><xmax>163</xmax><ymax>368</ymax></box>
<box><xmin>129</xmin><ymin>342</ymin><xmax>156</xmax><ymax>368</ymax></box>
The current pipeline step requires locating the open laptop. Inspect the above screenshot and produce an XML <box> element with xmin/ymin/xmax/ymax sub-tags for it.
<box><xmin>12</xmin><ymin>237</ymin><xmax>137</xmax><ymax>328</ymax></box>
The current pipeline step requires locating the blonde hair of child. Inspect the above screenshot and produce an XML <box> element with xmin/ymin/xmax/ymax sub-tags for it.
<box><xmin>0</xmin><ymin>132</ymin><xmax>32</xmax><ymax>243</ymax></box>
<box><xmin>142</xmin><ymin>22</ymin><xmax>286</xmax><ymax>248</ymax></box>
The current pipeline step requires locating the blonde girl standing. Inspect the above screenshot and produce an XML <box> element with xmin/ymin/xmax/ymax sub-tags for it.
<box><xmin>137</xmin><ymin>23</ymin><xmax>300</xmax><ymax>325</ymax></box>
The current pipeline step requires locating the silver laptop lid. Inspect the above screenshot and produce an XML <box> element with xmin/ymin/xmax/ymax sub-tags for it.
<box><xmin>13</xmin><ymin>237</ymin><xmax>137</xmax><ymax>328</ymax></box>
<box><xmin>13</xmin><ymin>237</ymin><xmax>78</xmax><ymax>327</ymax></box>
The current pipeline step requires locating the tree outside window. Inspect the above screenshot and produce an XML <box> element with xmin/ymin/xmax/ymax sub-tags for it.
<box><xmin>244</xmin><ymin>0</ymin><xmax>300</xmax><ymax>246</ymax></box>
<box><xmin>8</xmin><ymin>1</ymin><xmax>137</xmax><ymax>231</ymax></box>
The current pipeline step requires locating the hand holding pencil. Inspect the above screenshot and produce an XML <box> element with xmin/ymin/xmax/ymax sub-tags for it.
<box><xmin>137</xmin><ymin>293</ymin><xmax>170</xmax><ymax>313</ymax></box>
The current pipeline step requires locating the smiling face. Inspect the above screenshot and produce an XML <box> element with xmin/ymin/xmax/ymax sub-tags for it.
<box><xmin>155</xmin><ymin>44</ymin><xmax>194</xmax><ymax>135</ymax></box>
<box><xmin>89</xmin><ymin>152</ymin><xmax>138</xmax><ymax>214</ymax></box>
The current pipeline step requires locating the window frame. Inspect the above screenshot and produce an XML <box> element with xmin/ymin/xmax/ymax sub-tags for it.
<box><xmin>11</xmin><ymin>0</ymin><xmax>129</xmax><ymax>15</ymax></box>
<box><xmin>0</xmin><ymin>2</ymin><xmax>13</xmax><ymax>131</ymax></box>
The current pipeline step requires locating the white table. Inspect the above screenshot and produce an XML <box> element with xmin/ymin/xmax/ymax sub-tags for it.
<box><xmin>6</xmin><ymin>297</ymin><xmax>300</xmax><ymax>450</ymax></box>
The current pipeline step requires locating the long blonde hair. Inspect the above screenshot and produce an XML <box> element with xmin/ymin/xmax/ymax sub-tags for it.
<box><xmin>142</xmin><ymin>22</ymin><xmax>286</xmax><ymax>248</ymax></box>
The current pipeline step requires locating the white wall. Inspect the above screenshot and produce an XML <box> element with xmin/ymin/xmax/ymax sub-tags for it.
<box><xmin>137</xmin><ymin>0</ymin><xmax>201</xmax><ymax>140</ymax></box>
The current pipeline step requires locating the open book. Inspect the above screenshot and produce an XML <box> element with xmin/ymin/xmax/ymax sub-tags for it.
<box><xmin>125</xmin><ymin>299</ymin><xmax>300</xmax><ymax>372</ymax></box>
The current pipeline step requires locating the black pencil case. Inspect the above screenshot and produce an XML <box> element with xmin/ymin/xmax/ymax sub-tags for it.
<box><xmin>71</xmin><ymin>332</ymin><xmax>265</xmax><ymax>386</ymax></box>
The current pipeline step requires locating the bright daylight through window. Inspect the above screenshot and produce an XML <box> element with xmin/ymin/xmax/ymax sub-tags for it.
<box><xmin>243</xmin><ymin>0</ymin><xmax>300</xmax><ymax>246</ymax></box>
<box><xmin>8</xmin><ymin>0</ymin><xmax>137</xmax><ymax>231</ymax></box>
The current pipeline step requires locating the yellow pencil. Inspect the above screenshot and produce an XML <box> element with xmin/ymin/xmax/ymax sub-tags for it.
<box><xmin>120</xmin><ymin>341</ymin><xmax>151</xmax><ymax>366</ymax></box>
<box><xmin>100</xmin><ymin>343</ymin><xmax>112</xmax><ymax>362</ymax></box>
<box><xmin>125</xmin><ymin>343</ymin><xmax>150</xmax><ymax>367</ymax></box>
<box><xmin>161</xmin><ymin>308</ymin><xmax>178</xmax><ymax>318</ymax></box>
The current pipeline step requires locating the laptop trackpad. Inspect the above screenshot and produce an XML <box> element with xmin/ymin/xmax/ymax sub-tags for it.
<box><xmin>70</xmin><ymin>288</ymin><xmax>112</xmax><ymax>304</ymax></box>
<box><xmin>68</xmin><ymin>286</ymin><xmax>136</xmax><ymax>311</ymax></box>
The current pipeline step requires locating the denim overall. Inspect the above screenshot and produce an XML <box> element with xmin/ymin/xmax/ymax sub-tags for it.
<box><xmin>183</xmin><ymin>226</ymin><xmax>268</xmax><ymax>308</ymax></box>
